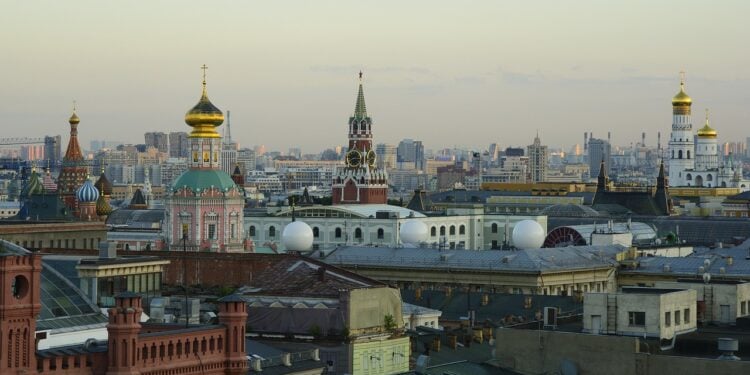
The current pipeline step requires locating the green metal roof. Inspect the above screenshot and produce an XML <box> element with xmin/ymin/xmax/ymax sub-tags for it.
<box><xmin>171</xmin><ymin>169</ymin><xmax>238</xmax><ymax>192</ymax></box>
<box><xmin>353</xmin><ymin>83</ymin><xmax>367</xmax><ymax>119</ymax></box>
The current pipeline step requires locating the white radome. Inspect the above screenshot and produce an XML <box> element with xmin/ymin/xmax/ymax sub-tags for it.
<box><xmin>511</xmin><ymin>220</ymin><xmax>545</xmax><ymax>249</ymax></box>
<box><xmin>282</xmin><ymin>221</ymin><xmax>314</xmax><ymax>251</ymax></box>
<box><xmin>400</xmin><ymin>220</ymin><xmax>428</xmax><ymax>245</ymax></box>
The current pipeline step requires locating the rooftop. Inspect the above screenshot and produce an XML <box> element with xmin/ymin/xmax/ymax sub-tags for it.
<box><xmin>240</xmin><ymin>255</ymin><xmax>385</xmax><ymax>297</ymax></box>
<box><xmin>272</xmin><ymin>203</ymin><xmax>425</xmax><ymax>219</ymax></box>
<box><xmin>324</xmin><ymin>245</ymin><xmax>624</xmax><ymax>273</ymax></box>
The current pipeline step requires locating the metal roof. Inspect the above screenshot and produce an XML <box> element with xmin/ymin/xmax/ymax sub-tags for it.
<box><xmin>624</xmin><ymin>241</ymin><xmax>750</xmax><ymax>277</ymax></box>
<box><xmin>324</xmin><ymin>245</ymin><xmax>623</xmax><ymax>273</ymax></box>
<box><xmin>274</xmin><ymin>204</ymin><xmax>425</xmax><ymax>219</ymax></box>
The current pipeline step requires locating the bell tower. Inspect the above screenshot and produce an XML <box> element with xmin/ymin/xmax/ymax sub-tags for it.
<box><xmin>0</xmin><ymin>245</ymin><xmax>42</xmax><ymax>374</ymax></box>
<box><xmin>332</xmin><ymin>72</ymin><xmax>389</xmax><ymax>204</ymax></box>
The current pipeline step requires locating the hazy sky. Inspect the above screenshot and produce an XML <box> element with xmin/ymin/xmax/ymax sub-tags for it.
<box><xmin>2</xmin><ymin>1</ymin><xmax>749</xmax><ymax>153</ymax></box>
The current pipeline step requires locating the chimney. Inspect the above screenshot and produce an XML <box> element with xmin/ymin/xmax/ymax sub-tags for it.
<box><xmin>415</xmin><ymin>287</ymin><xmax>422</xmax><ymax>301</ymax></box>
<box><xmin>282</xmin><ymin>353</ymin><xmax>292</xmax><ymax>367</ymax></box>
<box><xmin>99</xmin><ymin>241</ymin><xmax>117</xmax><ymax>259</ymax></box>
<box><xmin>317</xmin><ymin>266</ymin><xmax>326</xmax><ymax>282</ymax></box>
<box><xmin>481</xmin><ymin>294</ymin><xmax>489</xmax><ymax>306</ymax></box>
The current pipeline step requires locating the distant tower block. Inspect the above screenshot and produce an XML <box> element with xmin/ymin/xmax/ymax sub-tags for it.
<box><xmin>584</xmin><ymin>132</ymin><xmax>588</xmax><ymax>153</ymax></box>
<box><xmin>642</xmin><ymin>132</ymin><xmax>646</xmax><ymax>147</ymax></box>
<box><xmin>608</xmin><ymin>131</ymin><xmax>611</xmax><ymax>144</ymax></box>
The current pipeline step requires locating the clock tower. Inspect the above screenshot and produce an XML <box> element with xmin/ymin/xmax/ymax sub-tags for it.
<box><xmin>332</xmin><ymin>73</ymin><xmax>388</xmax><ymax>204</ymax></box>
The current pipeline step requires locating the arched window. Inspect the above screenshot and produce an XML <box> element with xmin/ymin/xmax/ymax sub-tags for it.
<box><xmin>687</xmin><ymin>150</ymin><xmax>691</xmax><ymax>159</ymax></box>
<box><xmin>491</xmin><ymin>223</ymin><xmax>498</xmax><ymax>233</ymax></box>
<box><xmin>335</xmin><ymin>227</ymin><xmax>342</xmax><ymax>238</ymax></box>
<box><xmin>248</xmin><ymin>226</ymin><xmax>256</xmax><ymax>237</ymax></box>
<box><xmin>686</xmin><ymin>173</ymin><xmax>692</xmax><ymax>181</ymax></box>
<box><xmin>449</xmin><ymin>225</ymin><xmax>456</xmax><ymax>235</ymax></box>
<box><xmin>440</xmin><ymin>226</ymin><xmax>446</xmax><ymax>236</ymax></box>
<box><xmin>313</xmin><ymin>227</ymin><xmax>319</xmax><ymax>238</ymax></box>
<box><xmin>353</xmin><ymin>123</ymin><xmax>358</xmax><ymax>133</ymax></box>
<box><xmin>672</xmin><ymin>150</ymin><xmax>674</xmax><ymax>159</ymax></box>
<box><xmin>707</xmin><ymin>174</ymin><xmax>713</xmax><ymax>181</ymax></box>
<box><xmin>269</xmin><ymin>226</ymin><xmax>276</xmax><ymax>238</ymax></box>
<box><xmin>354</xmin><ymin>228</ymin><xmax>362</xmax><ymax>240</ymax></box>
<box><xmin>459</xmin><ymin>225</ymin><xmax>466</xmax><ymax>235</ymax></box>
<box><xmin>377</xmin><ymin>228</ymin><xmax>384</xmax><ymax>239</ymax></box>
<box><xmin>678</xmin><ymin>150</ymin><xmax>683</xmax><ymax>159</ymax></box>
<box><xmin>430</xmin><ymin>226</ymin><xmax>436</xmax><ymax>237</ymax></box>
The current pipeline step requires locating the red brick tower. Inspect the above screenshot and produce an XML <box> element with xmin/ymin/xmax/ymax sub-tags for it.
<box><xmin>57</xmin><ymin>108</ymin><xmax>88</xmax><ymax>212</ymax></box>
<box><xmin>217</xmin><ymin>294</ymin><xmax>248</xmax><ymax>375</ymax></box>
<box><xmin>332</xmin><ymin>72</ymin><xmax>389</xmax><ymax>204</ymax></box>
<box><xmin>106</xmin><ymin>292</ymin><xmax>143</xmax><ymax>375</ymax></box>
<box><xmin>0</xmin><ymin>246</ymin><xmax>42</xmax><ymax>374</ymax></box>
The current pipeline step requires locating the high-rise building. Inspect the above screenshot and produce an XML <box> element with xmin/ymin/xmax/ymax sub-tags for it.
<box><xmin>168</xmin><ymin>131</ymin><xmax>189</xmax><ymax>158</ymax></box>
<box><xmin>144</xmin><ymin>132</ymin><xmax>168</xmax><ymax>153</ymax></box>
<box><xmin>43</xmin><ymin>135</ymin><xmax>61</xmax><ymax>166</ymax></box>
<box><xmin>163</xmin><ymin>67</ymin><xmax>245</xmax><ymax>252</ymax></box>
<box><xmin>331</xmin><ymin>72</ymin><xmax>388</xmax><ymax>204</ymax></box>
<box><xmin>588</xmin><ymin>138</ymin><xmax>611</xmax><ymax>178</ymax></box>
<box><xmin>397</xmin><ymin>139</ymin><xmax>425</xmax><ymax>170</ymax></box>
<box><xmin>375</xmin><ymin>143</ymin><xmax>397</xmax><ymax>170</ymax></box>
<box><xmin>237</xmin><ymin>148</ymin><xmax>256</xmax><ymax>174</ymax></box>
<box><xmin>527</xmin><ymin>133</ymin><xmax>548</xmax><ymax>183</ymax></box>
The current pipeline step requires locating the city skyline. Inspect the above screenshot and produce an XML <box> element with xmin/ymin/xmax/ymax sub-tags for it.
<box><xmin>2</xmin><ymin>1</ymin><xmax>749</xmax><ymax>151</ymax></box>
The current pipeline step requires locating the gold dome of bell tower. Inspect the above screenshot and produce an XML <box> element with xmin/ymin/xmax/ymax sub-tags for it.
<box><xmin>696</xmin><ymin>109</ymin><xmax>717</xmax><ymax>138</ymax></box>
<box><xmin>672</xmin><ymin>71</ymin><xmax>692</xmax><ymax>115</ymax></box>
<box><xmin>185</xmin><ymin>64</ymin><xmax>224</xmax><ymax>138</ymax></box>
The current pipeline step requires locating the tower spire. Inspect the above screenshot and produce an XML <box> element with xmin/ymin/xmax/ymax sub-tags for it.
<box><xmin>201</xmin><ymin>64</ymin><xmax>208</xmax><ymax>92</ymax></box>
<box><xmin>354</xmin><ymin>71</ymin><xmax>367</xmax><ymax>119</ymax></box>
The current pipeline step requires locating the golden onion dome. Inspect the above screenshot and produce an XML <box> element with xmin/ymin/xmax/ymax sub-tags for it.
<box><xmin>696</xmin><ymin>109</ymin><xmax>717</xmax><ymax>138</ymax></box>
<box><xmin>672</xmin><ymin>75</ymin><xmax>692</xmax><ymax>106</ymax></box>
<box><xmin>185</xmin><ymin>65</ymin><xmax>223</xmax><ymax>138</ymax></box>
<box><xmin>69</xmin><ymin>111</ymin><xmax>80</xmax><ymax>125</ymax></box>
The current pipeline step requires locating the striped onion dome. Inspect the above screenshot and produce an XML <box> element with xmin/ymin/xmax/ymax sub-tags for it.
<box><xmin>22</xmin><ymin>170</ymin><xmax>45</xmax><ymax>197</ymax></box>
<box><xmin>76</xmin><ymin>179</ymin><xmax>100</xmax><ymax>203</ymax></box>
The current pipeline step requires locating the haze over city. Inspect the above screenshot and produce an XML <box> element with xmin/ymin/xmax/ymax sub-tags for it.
<box><xmin>3</xmin><ymin>0</ymin><xmax>750</xmax><ymax>151</ymax></box>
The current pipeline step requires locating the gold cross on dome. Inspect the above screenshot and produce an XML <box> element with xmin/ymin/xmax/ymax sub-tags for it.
<box><xmin>679</xmin><ymin>70</ymin><xmax>685</xmax><ymax>85</ymax></box>
<box><xmin>201</xmin><ymin>64</ymin><xmax>208</xmax><ymax>84</ymax></box>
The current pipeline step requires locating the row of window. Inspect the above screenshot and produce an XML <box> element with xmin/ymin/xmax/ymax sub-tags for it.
<box><xmin>429</xmin><ymin>225</ymin><xmax>466</xmax><ymax>237</ymax></box>
<box><xmin>248</xmin><ymin>226</ymin><xmax>387</xmax><ymax>240</ymax></box>
<box><xmin>15</xmin><ymin>238</ymin><xmax>102</xmax><ymax>250</ymax></box>
<box><xmin>664</xmin><ymin>308</ymin><xmax>690</xmax><ymax>327</ymax></box>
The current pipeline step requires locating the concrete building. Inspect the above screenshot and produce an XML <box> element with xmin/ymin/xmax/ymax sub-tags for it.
<box><xmin>653</xmin><ymin>280</ymin><xmax>750</xmax><ymax>325</ymax></box>
<box><xmin>583</xmin><ymin>287</ymin><xmax>697</xmax><ymax>339</ymax></box>
<box><xmin>168</xmin><ymin>131</ymin><xmax>189</xmax><ymax>158</ymax></box>
<box><xmin>237</xmin><ymin>255</ymin><xmax>410</xmax><ymax>375</ymax></box>
<box><xmin>588</xmin><ymin>137</ymin><xmax>611</xmax><ymax>178</ymax></box>
<box><xmin>324</xmin><ymin>245</ymin><xmax>622</xmax><ymax>296</ymax></box>
<box><xmin>144</xmin><ymin>131</ymin><xmax>168</xmax><ymax>153</ymax></box>
<box><xmin>527</xmin><ymin>133</ymin><xmax>548</xmax><ymax>183</ymax></box>
<box><xmin>376</xmin><ymin>143</ymin><xmax>397</xmax><ymax>170</ymax></box>
<box><xmin>402</xmin><ymin>302</ymin><xmax>442</xmax><ymax>330</ymax></box>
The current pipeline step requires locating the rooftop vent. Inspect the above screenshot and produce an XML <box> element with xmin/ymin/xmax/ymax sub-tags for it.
<box><xmin>717</xmin><ymin>338</ymin><xmax>740</xmax><ymax>360</ymax></box>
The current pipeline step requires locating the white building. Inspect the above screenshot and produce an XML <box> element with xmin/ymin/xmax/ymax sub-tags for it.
<box><xmin>583</xmin><ymin>287</ymin><xmax>697</xmax><ymax>340</ymax></box>
<box><xmin>654</xmin><ymin>280</ymin><xmax>750</xmax><ymax>325</ymax></box>
<box><xmin>402</xmin><ymin>302</ymin><xmax>442</xmax><ymax>330</ymax></box>
<box><xmin>244</xmin><ymin>204</ymin><xmax>547</xmax><ymax>251</ymax></box>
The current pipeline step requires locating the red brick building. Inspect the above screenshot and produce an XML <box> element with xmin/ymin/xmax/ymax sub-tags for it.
<box><xmin>1</xmin><ymin>240</ymin><xmax>248</xmax><ymax>375</ymax></box>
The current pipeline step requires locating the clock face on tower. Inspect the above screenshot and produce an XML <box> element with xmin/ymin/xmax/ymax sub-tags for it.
<box><xmin>366</xmin><ymin>150</ymin><xmax>377</xmax><ymax>167</ymax></box>
<box><xmin>346</xmin><ymin>150</ymin><xmax>362</xmax><ymax>167</ymax></box>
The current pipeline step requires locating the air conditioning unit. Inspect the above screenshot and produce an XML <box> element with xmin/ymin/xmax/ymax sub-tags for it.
<box><xmin>543</xmin><ymin>306</ymin><xmax>558</xmax><ymax>328</ymax></box>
